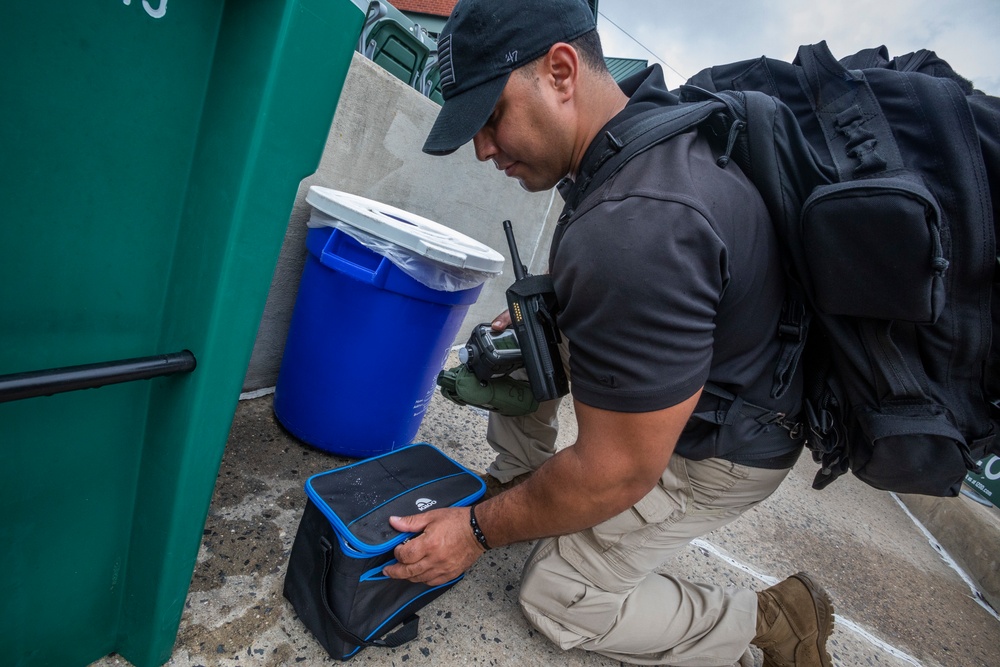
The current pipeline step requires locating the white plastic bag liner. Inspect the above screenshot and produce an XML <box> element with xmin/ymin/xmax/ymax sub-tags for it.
<box><xmin>305</xmin><ymin>187</ymin><xmax>504</xmax><ymax>292</ymax></box>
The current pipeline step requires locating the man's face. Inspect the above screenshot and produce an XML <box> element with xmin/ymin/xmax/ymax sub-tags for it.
<box><xmin>471</xmin><ymin>64</ymin><xmax>572</xmax><ymax>192</ymax></box>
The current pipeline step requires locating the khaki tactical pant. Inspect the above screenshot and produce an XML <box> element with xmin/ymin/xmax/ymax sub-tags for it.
<box><xmin>487</xmin><ymin>383</ymin><xmax>790</xmax><ymax>666</ymax></box>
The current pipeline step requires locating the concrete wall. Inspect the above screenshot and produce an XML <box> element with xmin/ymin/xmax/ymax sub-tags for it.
<box><xmin>243</xmin><ymin>54</ymin><xmax>562</xmax><ymax>391</ymax></box>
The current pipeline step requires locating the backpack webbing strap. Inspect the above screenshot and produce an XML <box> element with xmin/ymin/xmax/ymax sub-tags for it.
<box><xmin>694</xmin><ymin>383</ymin><xmax>804</xmax><ymax>438</ymax></box>
<box><xmin>699</xmin><ymin>89</ymin><xmax>816</xmax><ymax>402</ymax></box>
<box><xmin>795</xmin><ymin>42</ymin><xmax>905</xmax><ymax>180</ymax></box>
<box><xmin>772</xmin><ymin>297</ymin><xmax>809</xmax><ymax>399</ymax></box>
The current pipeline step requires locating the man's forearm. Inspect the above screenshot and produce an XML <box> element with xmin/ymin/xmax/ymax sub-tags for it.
<box><xmin>472</xmin><ymin>393</ymin><xmax>700</xmax><ymax>549</ymax></box>
<box><xmin>473</xmin><ymin>443</ymin><xmax>656</xmax><ymax>548</ymax></box>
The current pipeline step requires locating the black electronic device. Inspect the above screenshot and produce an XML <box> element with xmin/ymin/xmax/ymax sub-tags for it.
<box><xmin>502</xmin><ymin>220</ymin><xmax>569</xmax><ymax>402</ymax></box>
<box><xmin>460</xmin><ymin>323</ymin><xmax>523</xmax><ymax>384</ymax></box>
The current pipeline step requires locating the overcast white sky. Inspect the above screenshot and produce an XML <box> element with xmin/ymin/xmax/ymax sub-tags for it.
<box><xmin>595</xmin><ymin>0</ymin><xmax>1000</xmax><ymax>95</ymax></box>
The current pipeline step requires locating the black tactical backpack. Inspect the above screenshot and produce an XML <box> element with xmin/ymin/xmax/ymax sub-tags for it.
<box><xmin>564</xmin><ymin>41</ymin><xmax>1000</xmax><ymax>496</ymax></box>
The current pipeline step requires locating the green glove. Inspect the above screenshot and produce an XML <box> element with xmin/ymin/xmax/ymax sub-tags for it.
<box><xmin>436</xmin><ymin>364</ymin><xmax>539</xmax><ymax>416</ymax></box>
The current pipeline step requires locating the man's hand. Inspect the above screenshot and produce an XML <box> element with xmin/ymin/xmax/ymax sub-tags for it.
<box><xmin>491</xmin><ymin>310</ymin><xmax>511</xmax><ymax>331</ymax></box>
<box><xmin>382</xmin><ymin>506</ymin><xmax>485</xmax><ymax>586</ymax></box>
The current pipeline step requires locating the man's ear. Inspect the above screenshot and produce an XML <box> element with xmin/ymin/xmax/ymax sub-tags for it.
<box><xmin>544</xmin><ymin>42</ymin><xmax>579</xmax><ymax>99</ymax></box>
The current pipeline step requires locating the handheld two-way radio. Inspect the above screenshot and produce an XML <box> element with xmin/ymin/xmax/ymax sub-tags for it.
<box><xmin>503</xmin><ymin>220</ymin><xmax>568</xmax><ymax>402</ymax></box>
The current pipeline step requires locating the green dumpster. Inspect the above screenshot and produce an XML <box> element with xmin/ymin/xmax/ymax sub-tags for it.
<box><xmin>0</xmin><ymin>2</ymin><xmax>366</xmax><ymax>665</ymax></box>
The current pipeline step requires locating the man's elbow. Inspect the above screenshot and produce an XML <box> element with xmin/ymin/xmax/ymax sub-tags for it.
<box><xmin>601</xmin><ymin>471</ymin><xmax>663</xmax><ymax>517</ymax></box>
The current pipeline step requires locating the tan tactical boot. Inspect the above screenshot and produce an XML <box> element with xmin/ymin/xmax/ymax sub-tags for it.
<box><xmin>752</xmin><ymin>572</ymin><xmax>834</xmax><ymax>667</ymax></box>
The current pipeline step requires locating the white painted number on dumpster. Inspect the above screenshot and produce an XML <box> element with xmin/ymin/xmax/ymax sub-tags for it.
<box><xmin>122</xmin><ymin>0</ymin><xmax>168</xmax><ymax>19</ymax></box>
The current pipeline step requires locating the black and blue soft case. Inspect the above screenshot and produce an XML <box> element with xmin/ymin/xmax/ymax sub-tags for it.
<box><xmin>283</xmin><ymin>443</ymin><xmax>486</xmax><ymax>660</ymax></box>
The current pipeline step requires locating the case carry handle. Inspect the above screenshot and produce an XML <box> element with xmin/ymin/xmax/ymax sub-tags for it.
<box><xmin>319</xmin><ymin>537</ymin><xmax>419</xmax><ymax>651</ymax></box>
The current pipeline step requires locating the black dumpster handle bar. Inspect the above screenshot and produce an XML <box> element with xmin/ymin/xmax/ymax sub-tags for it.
<box><xmin>0</xmin><ymin>350</ymin><xmax>197</xmax><ymax>403</ymax></box>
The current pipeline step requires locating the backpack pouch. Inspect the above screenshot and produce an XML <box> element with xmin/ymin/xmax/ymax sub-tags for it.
<box><xmin>801</xmin><ymin>175</ymin><xmax>946</xmax><ymax>323</ymax></box>
<box><xmin>850</xmin><ymin>403</ymin><xmax>969</xmax><ymax>496</ymax></box>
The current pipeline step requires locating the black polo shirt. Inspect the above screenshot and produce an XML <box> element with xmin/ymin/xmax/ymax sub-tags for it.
<box><xmin>549</xmin><ymin>66</ymin><xmax>802</xmax><ymax>467</ymax></box>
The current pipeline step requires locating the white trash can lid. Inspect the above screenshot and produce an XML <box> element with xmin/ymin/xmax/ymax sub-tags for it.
<box><xmin>306</xmin><ymin>186</ymin><xmax>504</xmax><ymax>274</ymax></box>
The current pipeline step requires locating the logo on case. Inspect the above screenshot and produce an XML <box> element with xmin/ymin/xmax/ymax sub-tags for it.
<box><xmin>415</xmin><ymin>498</ymin><xmax>437</xmax><ymax>511</ymax></box>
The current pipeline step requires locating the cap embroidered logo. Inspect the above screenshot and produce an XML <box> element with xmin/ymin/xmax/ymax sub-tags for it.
<box><xmin>438</xmin><ymin>34</ymin><xmax>456</xmax><ymax>89</ymax></box>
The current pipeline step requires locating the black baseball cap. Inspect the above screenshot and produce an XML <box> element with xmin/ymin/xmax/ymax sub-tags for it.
<box><xmin>422</xmin><ymin>0</ymin><xmax>597</xmax><ymax>156</ymax></box>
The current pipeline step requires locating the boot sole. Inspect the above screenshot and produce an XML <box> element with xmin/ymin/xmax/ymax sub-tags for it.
<box><xmin>791</xmin><ymin>571</ymin><xmax>835</xmax><ymax>667</ymax></box>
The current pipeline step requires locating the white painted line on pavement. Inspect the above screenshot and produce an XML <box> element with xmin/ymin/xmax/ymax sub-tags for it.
<box><xmin>833</xmin><ymin>615</ymin><xmax>923</xmax><ymax>666</ymax></box>
<box><xmin>691</xmin><ymin>538</ymin><xmax>923</xmax><ymax>666</ymax></box>
<box><xmin>691</xmin><ymin>538</ymin><xmax>779</xmax><ymax>586</ymax></box>
<box><xmin>891</xmin><ymin>493</ymin><xmax>1000</xmax><ymax>622</ymax></box>
<box><xmin>239</xmin><ymin>386</ymin><xmax>275</xmax><ymax>401</ymax></box>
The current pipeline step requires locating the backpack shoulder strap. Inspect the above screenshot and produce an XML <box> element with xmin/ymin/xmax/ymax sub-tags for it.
<box><xmin>561</xmin><ymin>99</ymin><xmax>726</xmax><ymax>221</ymax></box>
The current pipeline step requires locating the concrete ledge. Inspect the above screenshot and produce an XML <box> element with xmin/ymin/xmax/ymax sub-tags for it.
<box><xmin>898</xmin><ymin>491</ymin><xmax>1000</xmax><ymax>612</ymax></box>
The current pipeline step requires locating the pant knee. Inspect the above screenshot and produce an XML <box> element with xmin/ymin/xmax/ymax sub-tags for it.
<box><xmin>518</xmin><ymin>539</ymin><xmax>620</xmax><ymax>649</ymax></box>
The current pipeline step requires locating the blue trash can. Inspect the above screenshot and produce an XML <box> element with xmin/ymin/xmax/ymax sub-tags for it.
<box><xmin>274</xmin><ymin>187</ymin><xmax>503</xmax><ymax>457</ymax></box>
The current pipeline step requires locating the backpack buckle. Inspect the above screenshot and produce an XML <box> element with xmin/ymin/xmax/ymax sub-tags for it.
<box><xmin>778</xmin><ymin>322</ymin><xmax>806</xmax><ymax>341</ymax></box>
<box><xmin>777</xmin><ymin>300</ymin><xmax>808</xmax><ymax>342</ymax></box>
<box><xmin>757</xmin><ymin>411</ymin><xmax>805</xmax><ymax>439</ymax></box>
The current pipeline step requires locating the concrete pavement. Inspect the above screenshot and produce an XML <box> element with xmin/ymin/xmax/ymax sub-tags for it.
<box><xmin>91</xmin><ymin>358</ymin><xmax>999</xmax><ymax>667</ymax></box>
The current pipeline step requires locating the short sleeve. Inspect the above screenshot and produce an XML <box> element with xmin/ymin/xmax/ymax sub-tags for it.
<box><xmin>551</xmin><ymin>195</ymin><xmax>728</xmax><ymax>412</ymax></box>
